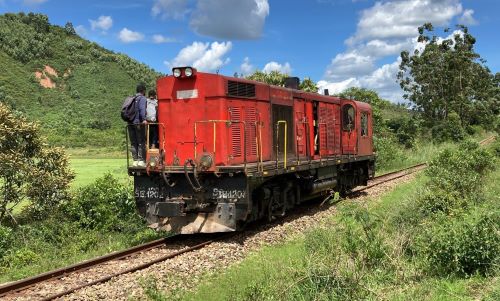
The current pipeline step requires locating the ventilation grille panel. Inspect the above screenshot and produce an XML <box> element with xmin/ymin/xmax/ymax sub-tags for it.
<box><xmin>227</xmin><ymin>81</ymin><xmax>256</xmax><ymax>98</ymax></box>
<box><xmin>230</xmin><ymin>107</ymin><xmax>242</xmax><ymax>157</ymax></box>
<box><xmin>245</xmin><ymin>107</ymin><xmax>257</xmax><ymax>156</ymax></box>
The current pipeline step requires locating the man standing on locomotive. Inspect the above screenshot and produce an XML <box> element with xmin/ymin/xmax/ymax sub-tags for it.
<box><xmin>129</xmin><ymin>83</ymin><xmax>148</xmax><ymax>167</ymax></box>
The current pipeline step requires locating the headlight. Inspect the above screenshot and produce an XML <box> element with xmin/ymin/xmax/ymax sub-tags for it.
<box><xmin>185</xmin><ymin>67</ymin><xmax>193</xmax><ymax>77</ymax></box>
<box><xmin>173</xmin><ymin>68</ymin><xmax>181</xmax><ymax>77</ymax></box>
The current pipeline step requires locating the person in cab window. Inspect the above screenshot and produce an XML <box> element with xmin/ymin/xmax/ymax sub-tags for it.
<box><xmin>129</xmin><ymin>83</ymin><xmax>148</xmax><ymax>167</ymax></box>
<box><xmin>146</xmin><ymin>90</ymin><xmax>159</xmax><ymax>148</ymax></box>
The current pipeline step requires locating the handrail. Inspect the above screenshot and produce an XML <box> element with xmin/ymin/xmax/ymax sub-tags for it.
<box><xmin>194</xmin><ymin>120</ymin><xmax>248</xmax><ymax>168</ymax></box>
<box><xmin>275</xmin><ymin>120</ymin><xmax>288</xmax><ymax>169</ymax></box>
<box><xmin>145</xmin><ymin>122</ymin><xmax>166</xmax><ymax>153</ymax></box>
<box><xmin>258</xmin><ymin>121</ymin><xmax>263</xmax><ymax>172</ymax></box>
<box><xmin>125</xmin><ymin>123</ymin><xmax>166</xmax><ymax>168</ymax></box>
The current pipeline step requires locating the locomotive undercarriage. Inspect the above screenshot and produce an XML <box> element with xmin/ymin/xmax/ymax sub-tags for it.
<box><xmin>132</xmin><ymin>158</ymin><xmax>375</xmax><ymax>234</ymax></box>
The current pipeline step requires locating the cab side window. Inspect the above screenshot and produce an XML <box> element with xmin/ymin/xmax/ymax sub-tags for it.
<box><xmin>361</xmin><ymin>112</ymin><xmax>368</xmax><ymax>136</ymax></box>
<box><xmin>342</xmin><ymin>104</ymin><xmax>355</xmax><ymax>131</ymax></box>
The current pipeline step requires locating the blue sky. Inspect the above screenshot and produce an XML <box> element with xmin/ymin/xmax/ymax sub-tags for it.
<box><xmin>1</xmin><ymin>0</ymin><xmax>499</xmax><ymax>102</ymax></box>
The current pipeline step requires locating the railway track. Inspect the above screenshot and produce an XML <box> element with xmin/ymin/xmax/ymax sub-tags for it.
<box><xmin>0</xmin><ymin>135</ymin><xmax>495</xmax><ymax>300</ymax></box>
<box><xmin>0</xmin><ymin>234</ymin><xmax>231</xmax><ymax>300</ymax></box>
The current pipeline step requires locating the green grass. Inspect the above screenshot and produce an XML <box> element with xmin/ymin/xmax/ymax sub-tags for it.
<box><xmin>0</xmin><ymin>231</ymin><xmax>136</xmax><ymax>283</ymax></box>
<box><xmin>158</xmin><ymin>158</ymin><xmax>499</xmax><ymax>301</ymax></box>
<box><xmin>70</xmin><ymin>158</ymin><xmax>128</xmax><ymax>188</ymax></box>
<box><xmin>376</xmin><ymin>132</ymin><xmax>494</xmax><ymax>176</ymax></box>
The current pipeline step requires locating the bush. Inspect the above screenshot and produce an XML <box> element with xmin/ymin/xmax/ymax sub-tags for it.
<box><xmin>0</xmin><ymin>225</ymin><xmax>13</xmax><ymax>259</ymax></box>
<box><xmin>489</xmin><ymin>139</ymin><xmax>500</xmax><ymax>157</ymax></box>
<box><xmin>424</xmin><ymin>141</ymin><xmax>494</xmax><ymax>202</ymax></box>
<box><xmin>62</xmin><ymin>174</ymin><xmax>137</xmax><ymax>231</ymax></box>
<box><xmin>431</xmin><ymin>112</ymin><xmax>465</xmax><ymax>142</ymax></box>
<box><xmin>373</xmin><ymin>135</ymin><xmax>407</xmax><ymax>171</ymax></box>
<box><xmin>415</xmin><ymin>211</ymin><xmax>500</xmax><ymax>276</ymax></box>
<box><xmin>387</xmin><ymin>117</ymin><xmax>420</xmax><ymax>148</ymax></box>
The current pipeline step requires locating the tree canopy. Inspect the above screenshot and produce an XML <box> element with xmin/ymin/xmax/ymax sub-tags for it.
<box><xmin>397</xmin><ymin>23</ymin><xmax>499</xmax><ymax>127</ymax></box>
<box><xmin>245</xmin><ymin>70</ymin><xmax>319</xmax><ymax>92</ymax></box>
<box><xmin>0</xmin><ymin>103</ymin><xmax>74</xmax><ymax>224</ymax></box>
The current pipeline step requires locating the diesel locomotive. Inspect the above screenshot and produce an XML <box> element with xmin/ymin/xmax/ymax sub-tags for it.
<box><xmin>128</xmin><ymin>67</ymin><xmax>375</xmax><ymax>234</ymax></box>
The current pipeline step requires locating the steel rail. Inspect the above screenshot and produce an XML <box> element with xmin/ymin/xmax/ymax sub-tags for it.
<box><xmin>40</xmin><ymin>235</ymin><xmax>228</xmax><ymax>301</ymax></box>
<box><xmin>0</xmin><ymin>237</ymin><xmax>172</xmax><ymax>297</ymax></box>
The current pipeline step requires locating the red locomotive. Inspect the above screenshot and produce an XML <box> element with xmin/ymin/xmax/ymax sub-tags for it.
<box><xmin>129</xmin><ymin>67</ymin><xmax>375</xmax><ymax>234</ymax></box>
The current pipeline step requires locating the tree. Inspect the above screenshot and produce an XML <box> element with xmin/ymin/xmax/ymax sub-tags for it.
<box><xmin>398</xmin><ymin>23</ymin><xmax>498</xmax><ymax>127</ymax></box>
<box><xmin>64</xmin><ymin>22</ymin><xmax>76</xmax><ymax>35</ymax></box>
<box><xmin>246</xmin><ymin>70</ymin><xmax>289</xmax><ymax>86</ymax></box>
<box><xmin>299</xmin><ymin>77</ymin><xmax>318</xmax><ymax>93</ymax></box>
<box><xmin>0</xmin><ymin>103</ymin><xmax>74</xmax><ymax>224</ymax></box>
<box><xmin>246</xmin><ymin>70</ymin><xmax>319</xmax><ymax>92</ymax></box>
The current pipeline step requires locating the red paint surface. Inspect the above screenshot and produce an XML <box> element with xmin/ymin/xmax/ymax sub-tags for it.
<box><xmin>155</xmin><ymin>70</ymin><xmax>373</xmax><ymax>169</ymax></box>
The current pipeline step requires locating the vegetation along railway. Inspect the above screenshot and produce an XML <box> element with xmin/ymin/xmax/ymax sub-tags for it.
<box><xmin>0</xmin><ymin>161</ymin><xmax>437</xmax><ymax>300</ymax></box>
<box><xmin>0</xmin><ymin>66</ymin><xmax>494</xmax><ymax>300</ymax></box>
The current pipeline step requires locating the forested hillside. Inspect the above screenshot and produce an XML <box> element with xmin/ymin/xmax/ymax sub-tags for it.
<box><xmin>0</xmin><ymin>13</ymin><xmax>162</xmax><ymax>148</ymax></box>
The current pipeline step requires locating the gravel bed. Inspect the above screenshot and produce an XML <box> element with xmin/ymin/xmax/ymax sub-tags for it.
<box><xmin>55</xmin><ymin>172</ymin><xmax>418</xmax><ymax>301</ymax></box>
<box><xmin>1</xmin><ymin>240</ymin><xmax>199</xmax><ymax>301</ymax></box>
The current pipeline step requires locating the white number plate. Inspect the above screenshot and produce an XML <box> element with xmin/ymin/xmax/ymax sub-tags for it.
<box><xmin>177</xmin><ymin>89</ymin><xmax>198</xmax><ymax>99</ymax></box>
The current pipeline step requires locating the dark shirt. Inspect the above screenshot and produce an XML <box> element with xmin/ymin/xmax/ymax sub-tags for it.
<box><xmin>133</xmin><ymin>93</ymin><xmax>147</xmax><ymax>124</ymax></box>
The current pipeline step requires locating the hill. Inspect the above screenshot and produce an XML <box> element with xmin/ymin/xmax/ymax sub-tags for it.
<box><xmin>0</xmin><ymin>12</ymin><xmax>162</xmax><ymax>148</ymax></box>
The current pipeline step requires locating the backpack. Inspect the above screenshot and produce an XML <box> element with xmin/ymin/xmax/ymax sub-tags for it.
<box><xmin>121</xmin><ymin>95</ymin><xmax>138</xmax><ymax>122</ymax></box>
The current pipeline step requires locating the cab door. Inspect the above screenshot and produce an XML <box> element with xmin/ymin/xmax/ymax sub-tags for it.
<box><xmin>294</xmin><ymin>98</ymin><xmax>308</xmax><ymax>158</ymax></box>
<box><xmin>341</xmin><ymin>102</ymin><xmax>357</xmax><ymax>154</ymax></box>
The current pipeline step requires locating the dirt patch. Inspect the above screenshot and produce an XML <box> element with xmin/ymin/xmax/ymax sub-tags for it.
<box><xmin>44</xmin><ymin>65</ymin><xmax>58</xmax><ymax>77</ymax></box>
<box><xmin>34</xmin><ymin>65</ymin><xmax>58</xmax><ymax>89</ymax></box>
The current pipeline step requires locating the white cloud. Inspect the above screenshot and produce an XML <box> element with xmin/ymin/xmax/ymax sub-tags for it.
<box><xmin>263</xmin><ymin>61</ymin><xmax>292</xmax><ymax>74</ymax></box>
<box><xmin>89</xmin><ymin>15</ymin><xmax>113</xmax><ymax>31</ymax></box>
<box><xmin>322</xmin><ymin>0</ymin><xmax>469</xmax><ymax>102</ymax></box>
<box><xmin>240</xmin><ymin>57</ymin><xmax>255</xmax><ymax>75</ymax></box>
<box><xmin>164</xmin><ymin>41</ymin><xmax>232</xmax><ymax>72</ymax></box>
<box><xmin>348</xmin><ymin>0</ymin><xmax>463</xmax><ymax>44</ymax></box>
<box><xmin>361</xmin><ymin>39</ymin><xmax>412</xmax><ymax>57</ymax></box>
<box><xmin>151</xmin><ymin>0</ymin><xmax>189</xmax><ymax>20</ymax></box>
<box><xmin>23</xmin><ymin>0</ymin><xmax>48</xmax><ymax>5</ymax></box>
<box><xmin>118</xmin><ymin>28</ymin><xmax>144</xmax><ymax>43</ymax></box>
<box><xmin>152</xmin><ymin>34</ymin><xmax>175</xmax><ymax>43</ymax></box>
<box><xmin>317</xmin><ymin>78</ymin><xmax>360</xmax><ymax>95</ymax></box>
<box><xmin>319</xmin><ymin>60</ymin><xmax>404</xmax><ymax>101</ymax></box>
<box><xmin>325</xmin><ymin>51</ymin><xmax>375</xmax><ymax>81</ymax></box>
<box><xmin>191</xmin><ymin>0</ymin><xmax>269</xmax><ymax>39</ymax></box>
<box><xmin>151</xmin><ymin>0</ymin><xmax>269</xmax><ymax>39</ymax></box>
<box><xmin>458</xmin><ymin>9</ymin><xmax>477</xmax><ymax>25</ymax></box>
<box><xmin>75</xmin><ymin>25</ymin><xmax>87</xmax><ymax>36</ymax></box>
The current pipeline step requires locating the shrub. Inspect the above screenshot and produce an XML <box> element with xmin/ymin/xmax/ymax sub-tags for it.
<box><xmin>0</xmin><ymin>225</ymin><xmax>13</xmax><ymax>259</ymax></box>
<box><xmin>387</xmin><ymin>117</ymin><xmax>420</xmax><ymax>148</ymax></box>
<box><xmin>424</xmin><ymin>140</ymin><xmax>494</xmax><ymax>202</ymax></box>
<box><xmin>373</xmin><ymin>135</ymin><xmax>407</xmax><ymax>171</ymax></box>
<box><xmin>415</xmin><ymin>211</ymin><xmax>500</xmax><ymax>276</ymax></box>
<box><xmin>1</xmin><ymin>247</ymin><xmax>41</xmax><ymax>269</ymax></box>
<box><xmin>87</xmin><ymin>119</ymin><xmax>111</xmax><ymax>130</ymax></box>
<box><xmin>62</xmin><ymin>174</ymin><xmax>137</xmax><ymax>231</ymax></box>
<box><xmin>489</xmin><ymin>139</ymin><xmax>500</xmax><ymax>157</ymax></box>
<box><xmin>431</xmin><ymin>112</ymin><xmax>465</xmax><ymax>142</ymax></box>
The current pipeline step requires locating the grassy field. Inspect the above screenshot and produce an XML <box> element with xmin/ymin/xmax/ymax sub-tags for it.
<box><xmin>66</xmin><ymin>147</ymin><xmax>129</xmax><ymax>188</ymax></box>
<box><xmin>70</xmin><ymin>158</ymin><xmax>129</xmax><ymax>188</ymax></box>
<box><xmin>148</xmin><ymin>145</ymin><xmax>499</xmax><ymax>301</ymax></box>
